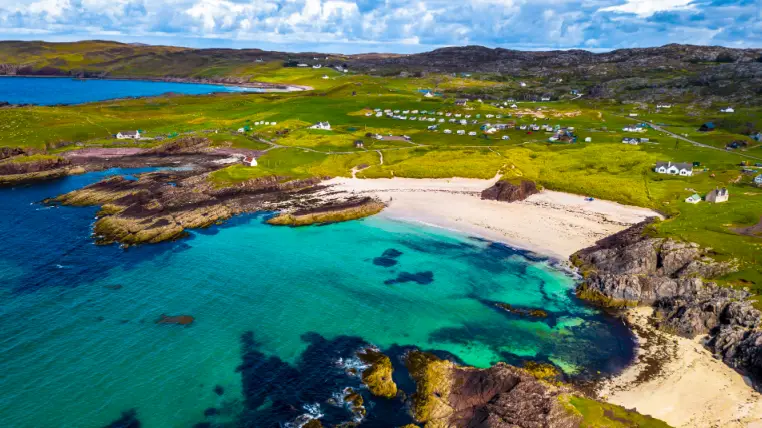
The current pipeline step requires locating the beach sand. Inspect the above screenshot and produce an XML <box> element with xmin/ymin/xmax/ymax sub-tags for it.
<box><xmin>324</xmin><ymin>175</ymin><xmax>660</xmax><ymax>260</ymax></box>
<box><xmin>597</xmin><ymin>307</ymin><xmax>762</xmax><ymax>428</ymax></box>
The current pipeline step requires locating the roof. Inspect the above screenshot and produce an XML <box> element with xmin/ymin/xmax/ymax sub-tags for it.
<box><xmin>708</xmin><ymin>188</ymin><xmax>728</xmax><ymax>197</ymax></box>
<box><xmin>655</xmin><ymin>161</ymin><xmax>693</xmax><ymax>171</ymax></box>
<box><xmin>243</xmin><ymin>156</ymin><xmax>255</xmax><ymax>163</ymax></box>
<box><xmin>119</xmin><ymin>131</ymin><xmax>139</xmax><ymax>136</ymax></box>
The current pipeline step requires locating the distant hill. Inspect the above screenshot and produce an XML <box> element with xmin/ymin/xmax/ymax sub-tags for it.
<box><xmin>1</xmin><ymin>40</ymin><xmax>761</xmax><ymax>104</ymax></box>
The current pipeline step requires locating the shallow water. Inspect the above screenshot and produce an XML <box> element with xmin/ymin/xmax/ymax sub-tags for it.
<box><xmin>0</xmin><ymin>170</ymin><xmax>634</xmax><ymax>427</ymax></box>
<box><xmin>0</xmin><ymin>77</ymin><xmax>259</xmax><ymax>105</ymax></box>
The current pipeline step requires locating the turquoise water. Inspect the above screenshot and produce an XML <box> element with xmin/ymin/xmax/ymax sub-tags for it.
<box><xmin>0</xmin><ymin>77</ymin><xmax>260</xmax><ymax>105</ymax></box>
<box><xmin>0</xmin><ymin>171</ymin><xmax>634</xmax><ymax>427</ymax></box>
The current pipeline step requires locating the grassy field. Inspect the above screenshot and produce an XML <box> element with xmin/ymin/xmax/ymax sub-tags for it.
<box><xmin>2</xmin><ymin>67</ymin><xmax>762</xmax><ymax>304</ymax></box>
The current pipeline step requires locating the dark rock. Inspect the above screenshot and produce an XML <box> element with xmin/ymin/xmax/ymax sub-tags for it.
<box><xmin>481</xmin><ymin>180</ymin><xmax>539</xmax><ymax>203</ymax></box>
<box><xmin>213</xmin><ymin>385</ymin><xmax>224</xmax><ymax>396</ymax></box>
<box><xmin>155</xmin><ymin>314</ymin><xmax>195</xmax><ymax>325</ymax></box>
<box><xmin>103</xmin><ymin>409</ymin><xmax>140</xmax><ymax>428</ymax></box>
<box><xmin>494</xmin><ymin>303</ymin><xmax>548</xmax><ymax>318</ymax></box>
<box><xmin>203</xmin><ymin>408</ymin><xmax>219</xmax><ymax>417</ymax></box>
<box><xmin>384</xmin><ymin>271</ymin><xmax>434</xmax><ymax>285</ymax></box>
<box><xmin>573</xmin><ymin>219</ymin><xmax>762</xmax><ymax>391</ymax></box>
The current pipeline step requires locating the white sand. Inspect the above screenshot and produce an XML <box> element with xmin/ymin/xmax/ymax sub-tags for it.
<box><xmin>324</xmin><ymin>176</ymin><xmax>661</xmax><ymax>259</ymax></box>
<box><xmin>598</xmin><ymin>308</ymin><xmax>762</xmax><ymax>428</ymax></box>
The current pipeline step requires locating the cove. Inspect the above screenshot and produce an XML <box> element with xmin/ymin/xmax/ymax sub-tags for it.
<box><xmin>0</xmin><ymin>77</ymin><xmax>261</xmax><ymax>105</ymax></box>
<box><xmin>0</xmin><ymin>171</ymin><xmax>635</xmax><ymax>427</ymax></box>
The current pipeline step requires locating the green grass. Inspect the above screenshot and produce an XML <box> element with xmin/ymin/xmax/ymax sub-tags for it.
<box><xmin>563</xmin><ymin>395</ymin><xmax>672</xmax><ymax>428</ymax></box>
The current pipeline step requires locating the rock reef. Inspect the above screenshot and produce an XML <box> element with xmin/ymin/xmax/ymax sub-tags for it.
<box><xmin>266</xmin><ymin>198</ymin><xmax>385</xmax><ymax>227</ymax></box>
<box><xmin>573</xmin><ymin>219</ymin><xmax>762</xmax><ymax>390</ymax></box>
<box><xmin>357</xmin><ymin>348</ymin><xmax>398</xmax><ymax>399</ymax></box>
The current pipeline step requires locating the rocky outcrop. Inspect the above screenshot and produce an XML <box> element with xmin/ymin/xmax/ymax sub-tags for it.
<box><xmin>357</xmin><ymin>348</ymin><xmax>398</xmax><ymax>399</ymax></box>
<box><xmin>573</xmin><ymin>219</ymin><xmax>734</xmax><ymax>306</ymax></box>
<box><xmin>50</xmin><ymin>168</ymin><xmax>325</xmax><ymax>246</ymax></box>
<box><xmin>404</xmin><ymin>351</ymin><xmax>668</xmax><ymax>428</ymax></box>
<box><xmin>481</xmin><ymin>180</ymin><xmax>539</xmax><ymax>203</ymax></box>
<box><xmin>573</xmin><ymin>219</ymin><xmax>762</xmax><ymax>390</ymax></box>
<box><xmin>266</xmin><ymin>198</ymin><xmax>385</xmax><ymax>226</ymax></box>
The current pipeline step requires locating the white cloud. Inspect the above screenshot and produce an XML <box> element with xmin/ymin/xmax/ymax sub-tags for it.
<box><xmin>600</xmin><ymin>0</ymin><xmax>694</xmax><ymax>17</ymax></box>
<box><xmin>0</xmin><ymin>0</ymin><xmax>756</xmax><ymax>53</ymax></box>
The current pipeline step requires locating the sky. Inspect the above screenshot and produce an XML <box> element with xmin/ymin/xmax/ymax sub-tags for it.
<box><xmin>0</xmin><ymin>0</ymin><xmax>759</xmax><ymax>54</ymax></box>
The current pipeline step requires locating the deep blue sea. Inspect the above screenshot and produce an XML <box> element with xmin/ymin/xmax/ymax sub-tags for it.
<box><xmin>0</xmin><ymin>170</ymin><xmax>635</xmax><ymax>427</ymax></box>
<box><xmin>0</xmin><ymin>77</ymin><xmax>260</xmax><ymax>105</ymax></box>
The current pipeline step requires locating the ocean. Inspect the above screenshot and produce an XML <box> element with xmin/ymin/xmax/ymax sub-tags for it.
<box><xmin>0</xmin><ymin>77</ymin><xmax>260</xmax><ymax>105</ymax></box>
<box><xmin>0</xmin><ymin>170</ymin><xmax>634</xmax><ymax>427</ymax></box>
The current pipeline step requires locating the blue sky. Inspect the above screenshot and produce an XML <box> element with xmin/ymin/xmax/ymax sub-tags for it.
<box><xmin>0</xmin><ymin>0</ymin><xmax>759</xmax><ymax>53</ymax></box>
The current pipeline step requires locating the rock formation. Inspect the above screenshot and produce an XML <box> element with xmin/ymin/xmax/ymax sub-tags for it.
<box><xmin>404</xmin><ymin>351</ymin><xmax>667</xmax><ymax>428</ymax></box>
<box><xmin>481</xmin><ymin>180</ymin><xmax>539</xmax><ymax>203</ymax></box>
<box><xmin>573</xmin><ymin>219</ymin><xmax>762</xmax><ymax>390</ymax></box>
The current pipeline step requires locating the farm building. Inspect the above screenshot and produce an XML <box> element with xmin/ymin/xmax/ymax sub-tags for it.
<box><xmin>705</xmin><ymin>188</ymin><xmax>729</xmax><ymax>203</ymax></box>
<box><xmin>655</xmin><ymin>162</ymin><xmax>693</xmax><ymax>176</ymax></box>
<box><xmin>116</xmin><ymin>130</ymin><xmax>141</xmax><ymax>140</ymax></box>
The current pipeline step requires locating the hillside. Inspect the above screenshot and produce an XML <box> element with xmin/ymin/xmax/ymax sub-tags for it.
<box><xmin>1</xmin><ymin>40</ymin><xmax>762</xmax><ymax>104</ymax></box>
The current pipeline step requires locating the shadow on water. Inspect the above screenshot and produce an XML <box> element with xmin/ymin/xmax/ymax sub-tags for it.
<box><xmin>102</xmin><ymin>409</ymin><xmax>140</xmax><ymax>428</ymax></box>
<box><xmin>220</xmin><ymin>332</ymin><xmax>415</xmax><ymax>428</ymax></box>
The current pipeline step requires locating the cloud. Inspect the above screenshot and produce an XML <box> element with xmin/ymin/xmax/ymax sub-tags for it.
<box><xmin>601</xmin><ymin>0</ymin><xmax>695</xmax><ymax>17</ymax></box>
<box><xmin>0</xmin><ymin>0</ymin><xmax>756</xmax><ymax>53</ymax></box>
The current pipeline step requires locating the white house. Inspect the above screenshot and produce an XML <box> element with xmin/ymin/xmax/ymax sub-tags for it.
<box><xmin>423</xmin><ymin>91</ymin><xmax>434</xmax><ymax>98</ymax></box>
<box><xmin>657</xmin><ymin>104</ymin><xmax>672</xmax><ymax>109</ymax></box>
<box><xmin>754</xmin><ymin>175</ymin><xmax>762</xmax><ymax>186</ymax></box>
<box><xmin>242</xmin><ymin>156</ymin><xmax>258</xmax><ymax>167</ymax></box>
<box><xmin>271</xmin><ymin>122</ymin><xmax>277</xmax><ymax>126</ymax></box>
<box><xmin>310</xmin><ymin>122</ymin><xmax>331</xmax><ymax>130</ymax></box>
<box><xmin>721</xmin><ymin>107</ymin><xmax>735</xmax><ymax>113</ymax></box>
<box><xmin>541</xmin><ymin>97</ymin><xmax>551</xmax><ymax>101</ymax></box>
<box><xmin>438</xmin><ymin>118</ymin><xmax>445</xmax><ymax>123</ymax></box>
<box><xmin>655</xmin><ymin>161</ymin><xmax>694</xmax><ymax>176</ymax></box>
<box><xmin>519</xmin><ymin>82</ymin><xmax>527</xmax><ymax>87</ymax></box>
<box><xmin>313</xmin><ymin>64</ymin><xmax>322</xmax><ymax>69</ymax></box>
<box><xmin>322</xmin><ymin>75</ymin><xmax>329</xmax><ymax>80</ymax></box>
<box><xmin>365</xmin><ymin>112</ymin><xmax>373</xmax><ymax>117</ymax></box>
<box><xmin>297</xmin><ymin>63</ymin><xmax>309</xmax><ymax>67</ymax></box>
<box><xmin>237</xmin><ymin>127</ymin><xmax>246</xmax><ymax>133</ymax></box>
<box><xmin>584</xmin><ymin>137</ymin><xmax>592</xmax><ymax>142</ymax></box>
<box><xmin>502</xmin><ymin>135</ymin><xmax>510</xmax><ymax>140</ymax></box>
<box><xmin>629</xmin><ymin>113</ymin><xmax>639</xmax><ymax>117</ymax></box>
<box><xmin>468</xmin><ymin>131</ymin><xmax>477</xmax><ymax>136</ymax></box>
<box><xmin>685</xmin><ymin>194</ymin><xmax>701</xmax><ymax>204</ymax></box>
<box><xmin>622</xmin><ymin>138</ymin><xmax>639</xmax><ymax>145</ymax></box>
<box><xmin>511</xmin><ymin>104</ymin><xmax>518</xmax><ymax>109</ymax></box>
<box><xmin>706</xmin><ymin>188</ymin><xmax>729</xmax><ymax>203</ymax></box>
<box><xmin>116</xmin><ymin>130</ymin><xmax>141</xmax><ymax>140</ymax></box>
<box><xmin>444</xmin><ymin>129</ymin><xmax>452</xmax><ymax>134</ymax></box>
<box><xmin>457</xmin><ymin>130</ymin><xmax>466</xmax><ymax>135</ymax></box>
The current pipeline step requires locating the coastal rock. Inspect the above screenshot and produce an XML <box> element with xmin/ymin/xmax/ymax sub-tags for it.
<box><xmin>266</xmin><ymin>198</ymin><xmax>385</xmax><ymax>227</ymax></box>
<box><xmin>51</xmin><ymin>168</ymin><xmax>327</xmax><ymax>246</ymax></box>
<box><xmin>573</xmin><ymin>219</ymin><xmax>734</xmax><ymax>306</ymax></box>
<box><xmin>356</xmin><ymin>348</ymin><xmax>398</xmax><ymax>399</ymax></box>
<box><xmin>573</xmin><ymin>219</ymin><xmax>762</xmax><ymax>390</ymax></box>
<box><xmin>404</xmin><ymin>351</ymin><xmax>666</xmax><ymax>428</ymax></box>
<box><xmin>494</xmin><ymin>303</ymin><xmax>548</xmax><ymax>318</ymax></box>
<box><xmin>481</xmin><ymin>180</ymin><xmax>539</xmax><ymax>203</ymax></box>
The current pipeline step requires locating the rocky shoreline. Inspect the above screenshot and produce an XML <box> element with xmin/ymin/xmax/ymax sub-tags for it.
<box><xmin>572</xmin><ymin>218</ymin><xmax>762</xmax><ymax>391</ymax></box>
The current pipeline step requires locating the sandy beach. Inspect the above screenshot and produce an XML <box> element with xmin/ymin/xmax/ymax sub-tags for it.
<box><xmin>598</xmin><ymin>307</ymin><xmax>762</xmax><ymax>428</ymax></box>
<box><xmin>324</xmin><ymin>175</ymin><xmax>660</xmax><ymax>260</ymax></box>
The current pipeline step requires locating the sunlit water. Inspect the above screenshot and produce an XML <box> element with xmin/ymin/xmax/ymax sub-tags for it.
<box><xmin>0</xmin><ymin>170</ymin><xmax>634</xmax><ymax>427</ymax></box>
<box><xmin>0</xmin><ymin>77</ymin><xmax>260</xmax><ymax>105</ymax></box>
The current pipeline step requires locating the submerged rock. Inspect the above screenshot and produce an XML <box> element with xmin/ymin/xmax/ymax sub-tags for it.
<box><xmin>495</xmin><ymin>303</ymin><xmax>548</xmax><ymax>318</ymax></box>
<box><xmin>384</xmin><ymin>271</ymin><xmax>434</xmax><ymax>285</ymax></box>
<box><xmin>155</xmin><ymin>314</ymin><xmax>195</xmax><ymax>325</ymax></box>
<box><xmin>481</xmin><ymin>180</ymin><xmax>539</xmax><ymax>203</ymax></box>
